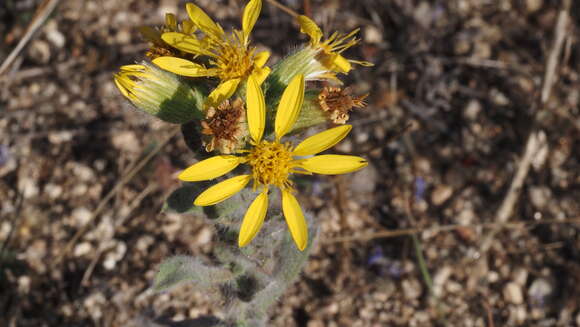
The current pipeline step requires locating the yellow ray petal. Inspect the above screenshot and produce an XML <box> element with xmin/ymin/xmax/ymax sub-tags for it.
<box><xmin>297</xmin><ymin>155</ymin><xmax>367</xmax><ymax>175</ymax></box>
<box><xmin>138</xmin><ymin>26</ymin><xmax>162</xmax><ymax>43</ymax></box>
<box><xmin>275</xmin><ymin>74</ymin><xmax>304</xmax><ymax>140</ymax></box>
<box><xmin>246</xmin><ymin>74</ymin><xmax>266</xmax><ymax>142</ymax></box>
<box><xmin>292</xmin><ymin>125</ymin><xmax>352</xmax><ymax>156</ymax></box>
<box><xmin>165</xmin><ymin>13</ymin><xmax>178</xmax><ymax>31</ymax></box>
<box><xmin>186</xmin><ymin>3</ymin><xmax>224</xmax><ymax>38</ymax></box>
<box><xmin>178</xmin><ymin>155</ymin><xmax>243</xmax><ymax>182</ymax></box>
<box><xmin>182</xmin><ymin>20</ymin><xmax>196</xmax><ymax>34</ymax></box>
<box><xmin>281</xmin><ymin>190</ymin><xmax>308</xmax><ymax>251</ymax></box>
<box><xmin>252</xmin><ymin>66</ymin><xmax>270</xmax><ymax>85</ymax></box>
<box><xmin>253</xmin><ymin>51</ymin><xmax>270</xmax><ymax>68</ymax></box>
<box><xmin>331</xmin><ymin>54</ymin><xmax>352</xmax><ymax>73</ymax></box>
<box><xmin>119</xmin><ymin>64</ymin><xmax>145</xmax><ymax>72</ymax></box>
<box><xmin>114</xmin><ymin>77</ymin><xmax>130</xmax><ymax>98</ymax></box>
<box><xmin>194</xmin><ymin>175</ymin><xmax>251</xmax><ymax>206</ymax></box>
<box><xmin>297</xmin><ymin>15</ymin><xmax>322</xmax><ymax>45</ymax></box>
<box><xmin>242</xmin><ymin>0</ymin><xmax>262</xmax><ymax>43</ymax></box>
<box><xmin>238</xmin><ymin>190</ymin><xmax>269</xmax><ymax>247</ymax></box>
<box><xmin>206</xmin><ymin>79</ymin><xmax>240</xmax><ymax>108</ymax></box>
<box><xmin>161</xmin><ymin>32</ymin><xmax>213</xmax><ymax>56</ymax></box>
<box><xmin>152</xmin><ymin>56</ymin><xmax>208</xmax><ymax>77</ymax></box>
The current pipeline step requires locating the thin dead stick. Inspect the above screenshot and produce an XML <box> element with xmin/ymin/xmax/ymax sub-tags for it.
<box><xmin>323</xmin><ymin>218</ymin><xmax>580</xmax><ymax>244</ymax></box>
<box><xmin>265</xmin><ymin>0</ymin><xmax>299</xmax><ymax>17</ymax></box>
<box><xmin>0</xmin><ymin>0</ymin><xmax>62</xmax><ymax>76</ymax></box>
<box><xmin>55</xmin><ymin>128</ymin><xmax>180</xmax><ymax>265</ymax></box>
<box><xmin>479</xmin><ymin>0</ymin><xmax>570</xmax><ymax>253</ymax></box>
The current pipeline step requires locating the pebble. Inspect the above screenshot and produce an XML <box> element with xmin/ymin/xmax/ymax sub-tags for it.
<box><xmin>72</xmin><ymin>163</ymin><xmax>95</xmax><ymax>181</ymax></box>
<box><xmin>74</xmin><ymin>242</ymin><xmax>92</xmax><ymax>257</ymax></box>
<box><xmin>44</xmin><ymin>20</ymin><xmax>65</xmax><ymax>48</ymax></box>
<box><xmin>103</xmin><ymin>242</ymin><xmax>127</xmax><ymax>270</ymax></box>
<box><xmin>431</xmin><ymin>184</ymin><xmax>453</xmax><ymax>206</ymax></box>
<box><xmin>504</xmin><ymin>282</ymin><xmax>524</xmax><ymax>305</ymax></box>
<box><xmin>433</xmin><ymin>266</ymin><xmax>452</xmax><ymax>297</ymax></box>
<box><xmin>29</xmin><ymin>40</ymin><xmax>51</xmax><ymax>64</ymax></box>
<box><xmin>402</xmin><ymin>278</ymin><xmax>422</xmax><ymax>300</ymax></box>
<box><xmin>528</xmin><ymin>277</ymin><xmax>554</xmax><ymax>306</ymax></box>
<box><xmin>111</xmin><ymin>131</ymin><xmax>140</xmax><ymax>154</ymax></box>
<box><xmin>72</xmin><ymin>207</ymin><xmax>92</xmax><ymax>225</ymax></box>
<box><xmin>512</xmin><ymin>267</ymin><xmax>528</xmax><ymax>286</ymax></box>
<box><xmin>463</xmin><ymin>100</ymin><xmax>482</xmax><ymax>120</ymax></box>
<box><xmin>529</xmin><ymin>186</ymin><xmax>551</xmax><ymax>209</ymax></box>
<box><xmin>19</xmin><ymin>178</ymin><xmax>39</xmax><ymax>199</ymax></box>
<box><xmin>526</xmin><ymin>0</ymin><xmax>543</xmax><ymax>12</ymax></box>
<box><xmin>364</xmin><ymin>25</ymin><xmax>383</xmax><ymax>44</ymax></box>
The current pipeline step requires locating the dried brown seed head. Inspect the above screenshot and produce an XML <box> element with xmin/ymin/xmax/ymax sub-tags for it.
<box><xmin>201</xmin><ymin>98</ymin><xmax>248</xmax><ymax>154</ymax></box>
<box><xmin>318</xmin><ymin>86</ymin><xmax>368</xmax><ymax>124</ymax></box>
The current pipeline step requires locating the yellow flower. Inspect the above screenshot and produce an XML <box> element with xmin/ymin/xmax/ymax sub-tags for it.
<box><xmin>177</xmin><ymin>74</ymin><xmax>368</xmax><ymax>251</ymax></box>
<box><xmin>139</xmin><ymin>13</ymin><xmax>197</xmax><ymax>59</ymax></box>
<box><xmin>152</xmin><ymin>0</ymin><xmax>270</xmax><ymax>108</ymax></box>
<box><xmin>297</xmin><ymin>15</ymin><xmax>373</xmax><ymax>76</ymax></box>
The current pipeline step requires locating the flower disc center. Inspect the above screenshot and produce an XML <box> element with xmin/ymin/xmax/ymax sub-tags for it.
<box><xmin>215</xmin><ymin>35</ymin><xmax>253</xmax><ymax>80</ymax></box>
<box><xmin>247</xmin><ymin>141</ymin><xmax>294</xmax><ymax>189</ymax></box>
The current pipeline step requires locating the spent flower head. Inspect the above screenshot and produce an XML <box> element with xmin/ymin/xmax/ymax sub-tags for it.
<box><xmin>152</xmin><ymin>0</ymin><xmax>270</xmax><ymax>108</ymax></box>
<box><xmin>178</xmin><ymin>74</ymin><xmax>368</xmax><ymax>250</ymax></box>
<box><xmin>201</xmin><ymin>98</ymin><xmax>249</xmax><ymax>154</ymax></box>
<box><xmin>318</xmin><ymin>86</ymin><xmax>368</xmax><ymax>124</ymax></box>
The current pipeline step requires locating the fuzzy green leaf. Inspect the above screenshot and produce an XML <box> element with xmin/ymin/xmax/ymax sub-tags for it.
<box><xmin>151</xmin><ymin>255</ymin><xmax>234</xmax><ymax>293</ymax></box>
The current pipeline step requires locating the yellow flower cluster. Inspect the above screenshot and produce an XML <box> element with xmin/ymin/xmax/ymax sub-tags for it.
<box><xmin>114</xmin><ymin>0</ymin><xmax>372</xmax><ymax>250</ymax></box>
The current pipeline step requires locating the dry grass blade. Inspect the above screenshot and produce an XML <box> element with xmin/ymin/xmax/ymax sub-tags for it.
<box><xmin>479</xmin><ymin>0</ymin><xmax>571</xmax><ymax>253</ymax></box>
<box><xmin>323</xmin><ymin>218</ymin><xmax>580</xmax><ymax>244</ymax></box>
<box><xmin>0</xmin><ymin>0</ymin><xmax>62</xmax><ymax>76</ymax></box>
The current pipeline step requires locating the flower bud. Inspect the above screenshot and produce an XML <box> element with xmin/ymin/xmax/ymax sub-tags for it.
<box><xmin>114</xmin><ymin>62</ymin><xmax>205</xmax><ymax>124</ymax></box>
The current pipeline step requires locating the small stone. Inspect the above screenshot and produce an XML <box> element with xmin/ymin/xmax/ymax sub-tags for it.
<box><xmin>18</xmin><ymin>276</ymin><xmax>31</xmax><ymax>294</ymax></box>
<box><xmin>504</xmin><ymin>282</ymin><xmax>524</xmax><ymax>304</ymax></box>
<box><xmin>431</xmin><ymin>184</ymin><xmax>453</xmax><ymax>206</ymax></box>
<box><xmin>526</xmin><ymin>0</ymin><xmax>543</xmax><ymax>12</ymax></box>
<box><xmin>529</xmin><ymin>186</ymin><xmax>551</xmax><ymax>209</ymax></box>
<box><xmin>72</xmin><ymin>207</ymin><xmax>92</xmax><ymax>226</ymax></box>
<box><xmin>115</xmin><ymin>29</ymin><xmax>131</xmax><ymax>44</ymax></box>
<box><xmin>112</xmin><ymin>131</ymin><xmax>140</xmax><ymax>153</ymax></box>
<box><xmin>103</xmin><ymin>242</ymin><xmax>127</xmax><ymax>270</ymax></box>
<box><xmin>464</xmin><ymin>100</ymin><xmax>482</xmax><ymax>120</ymax></box>
<box><xmin>194</xmin><ymin>227</ymin><xmax>212</xmax><ymax>245</ymax></box>
<box><xmin>528</xmin><ymin>277</ymin><xmax>554</xmax><ymax>306</ymax></box>
<box><xmin>512</xmin><ymin>267</ymin><xmax>528</xmax><ymax>286</ymax></box>
<box><xmin>19</xmin><ymin>178</ymin><xmax>39</xmax><ymax>199</ymax></box>
<box><xmin>364</xmin><ymin>25</ymin><xmax>382</xmax><ymax>44</ymax></box>
<box><xmin>402</xmin><ymin>278</ymin><xmax>422</xmax><ymax>300</ymax></box>
<box><xmin>72</xmin><ymin>163</ymin><xmax>95</xmax><ymax>181</ymax></box>
<box><xmin>29</xmin><ymin>40</ymin><xmax>51</xmax><ymax>64</ymax></box>
<box><xmin>433</xmin><ymin>266</ymin><xmax>452</xmax><ymax>297</ymax></box>
<box><xmin>490</xmin><ymin>89</ymin><xmax>510</xmax><ymax>106</ymax></box>
<box><xmin>44</xmin><ymin>20</ymin><xmax>65</xmax><ymax>48</ymax></box>
<box><xmin>74</xmin><ymin>242</ymin><xmax>92</xmax><ymax>257</ymax></box>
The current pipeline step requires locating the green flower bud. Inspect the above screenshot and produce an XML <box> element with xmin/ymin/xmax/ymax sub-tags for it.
<box><xmin>114</xmin><ymin>62</ymin><xmax>205</xmax><ymax>124</ymax></box>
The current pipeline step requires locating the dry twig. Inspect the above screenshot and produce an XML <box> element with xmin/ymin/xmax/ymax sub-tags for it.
<box><xmin>0</xmin><ymin>0</ymin><xmax>62</xmax><ymax>76</ymax></box>
<box><xmin>479</xmin><ymin>0</ymin><xmax>571</xmax><ymax>253</ymax></box>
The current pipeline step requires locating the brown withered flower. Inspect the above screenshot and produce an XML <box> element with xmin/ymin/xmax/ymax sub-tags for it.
<box><xmin>201</xmin><ymin>98</ymin><xmax>248</xmax><ymax>154</ymax></box>
<box><xmin>318</xmin><ymin>86</ymin><xmax>368</xmax><ymax>124</ymax></box>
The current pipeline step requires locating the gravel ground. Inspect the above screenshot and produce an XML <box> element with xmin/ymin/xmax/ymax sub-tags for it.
<box><xmin>1</xmin><ymin>0</ymin><xmax>579</xmax><ymax>326</ymax></box>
